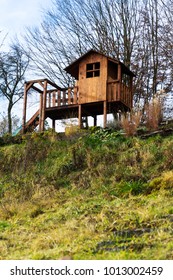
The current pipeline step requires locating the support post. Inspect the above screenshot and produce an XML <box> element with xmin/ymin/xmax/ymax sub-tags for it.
<box><xmin>22</xmin><ymin>82</ymin><xmax>27</xmax><ymax>134</ymax></box>
<box><xmin>41</xmin><ymin>80</ymin><xmax>48</xmax><ymax>131</ymax></box>
<box><xmin>93</xmin><ymin>115</ymin><xmax>97</xmax><ymax>127</ymax></box>
<box><xmin>52</xmin><ymin>119</ymin><xmax>56</xmax><ymax>131</ymax></box>
<box><xmin>78</xmin><ymin>104</ymin><xmax>82</xmax><ymax>129</ymax></box>
<box><xmin>39</xmin><ymin>93</ymin><xmax>43</xmax><ymax>132</ymax></box>
<box><xmin>103</xmin><ymin>101</ymin><xmax>107</xmax><ymax>128</ymax></box>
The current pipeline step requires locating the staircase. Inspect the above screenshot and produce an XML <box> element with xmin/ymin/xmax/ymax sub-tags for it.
<box><xmin>14</xmin><ymin>110</ymin><xmax>40</xmax><ymax>135</ymax></box>
<box><xmin>25</xmin><ymin>110</ymin><xmax>39</xmax><ymax>132</ymax></box>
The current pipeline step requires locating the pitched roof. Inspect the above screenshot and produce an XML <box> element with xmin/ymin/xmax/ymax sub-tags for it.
<box><xmin>64</xmin><ymin>49</ymin><xmax>135</xmax><ymax>79</ymax></box>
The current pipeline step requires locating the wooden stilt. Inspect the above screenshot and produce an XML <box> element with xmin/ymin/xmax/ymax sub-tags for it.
<box><xmin>22</xmin><ymin>82</ymin><xmax>27</xmax><ymax>134</ymax></box>
<box><xmin>93</xmin><ymin>115</ymin><xmax>97</xmax><ymax>127</ymax></box>
<box><xmin>78</xmin><ymin>104</ymin><xmax>82</xmax><ymax>129</ymax></box>
<box><xmin>103</xmin><ymin>101</ymin><xmax>107</xmax><ymax>128</ymax></box>
<box><xmin>52</xmin><ymin>119</ymin><xmax>56</xmax><ymax>131</ymax></box>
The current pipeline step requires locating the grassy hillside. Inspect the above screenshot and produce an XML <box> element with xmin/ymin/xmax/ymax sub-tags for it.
<box><xmin>0</xmin><ymin>128</ymin><xmax>173</xmax><ymax>260</ymax></box>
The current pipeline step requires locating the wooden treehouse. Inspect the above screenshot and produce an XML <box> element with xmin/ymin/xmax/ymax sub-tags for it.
<box><xmin>22</xmin><ymin>49</ymin><xmax>135</xmax><ymax>133</ymax></box>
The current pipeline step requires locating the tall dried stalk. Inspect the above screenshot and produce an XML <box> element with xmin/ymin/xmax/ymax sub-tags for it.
<box><xmin>145</xmin><ymin>97</ymin><xmax>163</xmax><ymax>130</ymax></box>
<box><xmin>121</xmin><ymin>111</ymin><xmax>142</xmax><ymax>136</ymax></box>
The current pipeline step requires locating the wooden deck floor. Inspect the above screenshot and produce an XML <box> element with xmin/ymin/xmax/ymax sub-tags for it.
<box><xmin>45</xmin><ymin>100</ymin><xmax>130</xmax><ymax>121</ymax></box>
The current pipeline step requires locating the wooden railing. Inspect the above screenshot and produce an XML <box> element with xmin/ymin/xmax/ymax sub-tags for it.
<box><xmin>46</xmin><ymin>83</ymin><xmax>132</xmax><ymax>109</ymax></box>
<box><xmin>107</xmin><ymin>80</ymin><xmax>132</xmax><ymax>109</ymax></box>
<box><xmin>46</xmin><ymin>86</ymin><xmax>78</xmax><ymax>108</ymax></box>
<box><xmin>121</xmin><ymin>83</ymin><xmax>132</xmax><ymax>109</ymax></box>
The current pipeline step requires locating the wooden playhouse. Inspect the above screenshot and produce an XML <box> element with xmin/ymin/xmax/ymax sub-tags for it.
<box><xmin>22</xmin><ymin>49</ymin><xmax>135</xmax><ymax>133</ymax></box>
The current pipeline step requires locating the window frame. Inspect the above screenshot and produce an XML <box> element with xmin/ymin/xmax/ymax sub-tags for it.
<box><xmin>86</xmin><ymin>62</ymin><xmax>100</xmax><ymax>78</ymax></box>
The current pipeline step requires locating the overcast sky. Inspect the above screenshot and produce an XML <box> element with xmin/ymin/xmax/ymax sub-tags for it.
<box><xmin>0</xmin><ymin>0</ymin><xmax>53</xmax><ymax>49</ymax></box>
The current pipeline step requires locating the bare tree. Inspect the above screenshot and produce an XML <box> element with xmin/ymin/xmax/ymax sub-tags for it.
<box><xmin>0</xmin><ymin>113</ymin><xmax>20</xmax><ymax>136</ymax></box>
<box><xmin>23</xmin><ymin>0</ymin><xmax>172</xmax><ymax>112</ymax></box>
<box><xmin>24</xmin><ymin>0</ymin><xmax>140</xmax><ymax>83</ymax></box>
<box><xmin>0</xmin><ymin>44</ymin><xmax>30</xmax><ymax>134</ymax></box>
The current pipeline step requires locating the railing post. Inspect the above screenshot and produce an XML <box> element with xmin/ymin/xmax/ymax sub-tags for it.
<box><xmin>52</xmin><ymin>91</ymin><xmax>56</xmax><ymax>107</ymax></box>
<box><xmin>63</xmin><ymin>90</ymin><xmax>66</xmax><ymax>105</ymax></box>
<box><xmin>58</xmin><ymin>90</ymin><xmax>61</xmax><ymax>106</ymax></box>
<box><xmin>68</xmin><ymin>88</ymin><xmax>71</xmax><ymax>105</ymax></box>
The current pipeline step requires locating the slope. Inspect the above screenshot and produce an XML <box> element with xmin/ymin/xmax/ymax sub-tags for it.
<box><xmin>0</xmin><ymin>128</ymin><xmax>173</xmax><ymax>259</ymax></box>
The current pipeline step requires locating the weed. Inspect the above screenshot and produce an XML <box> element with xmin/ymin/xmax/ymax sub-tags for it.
<box><xmin>0</xmin><ymin>221</ymin><xmax>11</xmax><ymax>231</ymax></box>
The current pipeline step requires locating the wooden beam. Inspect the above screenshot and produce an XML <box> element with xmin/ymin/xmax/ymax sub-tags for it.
<box><xmin>26</xmin><ymin>81</ymin><xmax>34</xmax><ymax>92</ymax></box>
<box><xmin>47</xmin><ymin>89</ymin><xmax>58</xmax><ymax>93</ymax></box>
<box><xmin>103</xmin><ymin>101</ymin><xmax>107</xmax><ymax>128</ymax></box>
<box><xmin>41</xmin><ymin>79</ymin><xmax>48</xmax><ymax>131</ymax></box>
<box><xmin>22</xmin><ymin>83</ymin><xmax>27</xmax><ymax>134</ymax></box>
<box><xmin>38</xmin><ymin>81</ymin><xmax>44</xmax><ymax>88</ymax></box>
<box><xmin>46</xmin><ymin>79</ymin><xmax>62</xmax><ymax>90</ymax></box>
<box><xmin>25</xmin><ymin>78</ymin><xmax>61</xmax><ymax>90</ymax></box>
<box><xmin>39</xmin><ymin>93</ymin><xmax>43</xmax><ymax>132</ymax></box>
<box><xmin>32</xmin><ymin>85</ymin><xmax>43</xmax><ymax>94</ymax></box>
<box><xmin>78</xmin><ymin>104</ymin><xmax>82</xmax><ymax>129</ymax></box>
<box><xmin>25</xmin><ymin>78</ymin><xmax>45</xmax><ymax>84</ymax></box>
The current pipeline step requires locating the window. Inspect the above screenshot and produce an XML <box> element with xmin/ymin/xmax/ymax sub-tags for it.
<box><xmin>86</xmin><ymin>62</ymin><xmax>100</xmax><ymax>78</ymax></box>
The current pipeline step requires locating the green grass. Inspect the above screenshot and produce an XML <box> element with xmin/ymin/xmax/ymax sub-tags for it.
<box><xmin>0</xmin><ymin>129</ymin><xmax>173</xmax><ymax>259</ymax></box>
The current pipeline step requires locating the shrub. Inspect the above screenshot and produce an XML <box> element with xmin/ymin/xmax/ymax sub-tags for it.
<box><xmin>145</xmin><ymin>97</ymin><xmax>163</xmax><ymax>130</ymax></box>
<box><xmin>65</xmin><ymin>125</ymin><xmax>79</xmax><ymax>136</ymax></box>
<box><xmin>121</xmin><ymin>111</ymin><xmax>141</xmax><ymax>136</ymax></box>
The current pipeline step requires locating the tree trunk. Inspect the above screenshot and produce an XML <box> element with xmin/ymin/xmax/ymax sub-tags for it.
<box><xmin>8</xmin><ymin>102</ymin><xmax>13</xmax><ymax>134</ymax></box>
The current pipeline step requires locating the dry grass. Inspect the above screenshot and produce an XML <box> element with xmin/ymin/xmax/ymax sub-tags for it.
<box><xmin>121</xmin><ymin>111</ymin><xmax>142</xmax><ymax>136</ymax></box>
<box><xmin>145</xmin><ymin>97</ymin><xmax>163</xmax><ymax>130</ymax></box>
